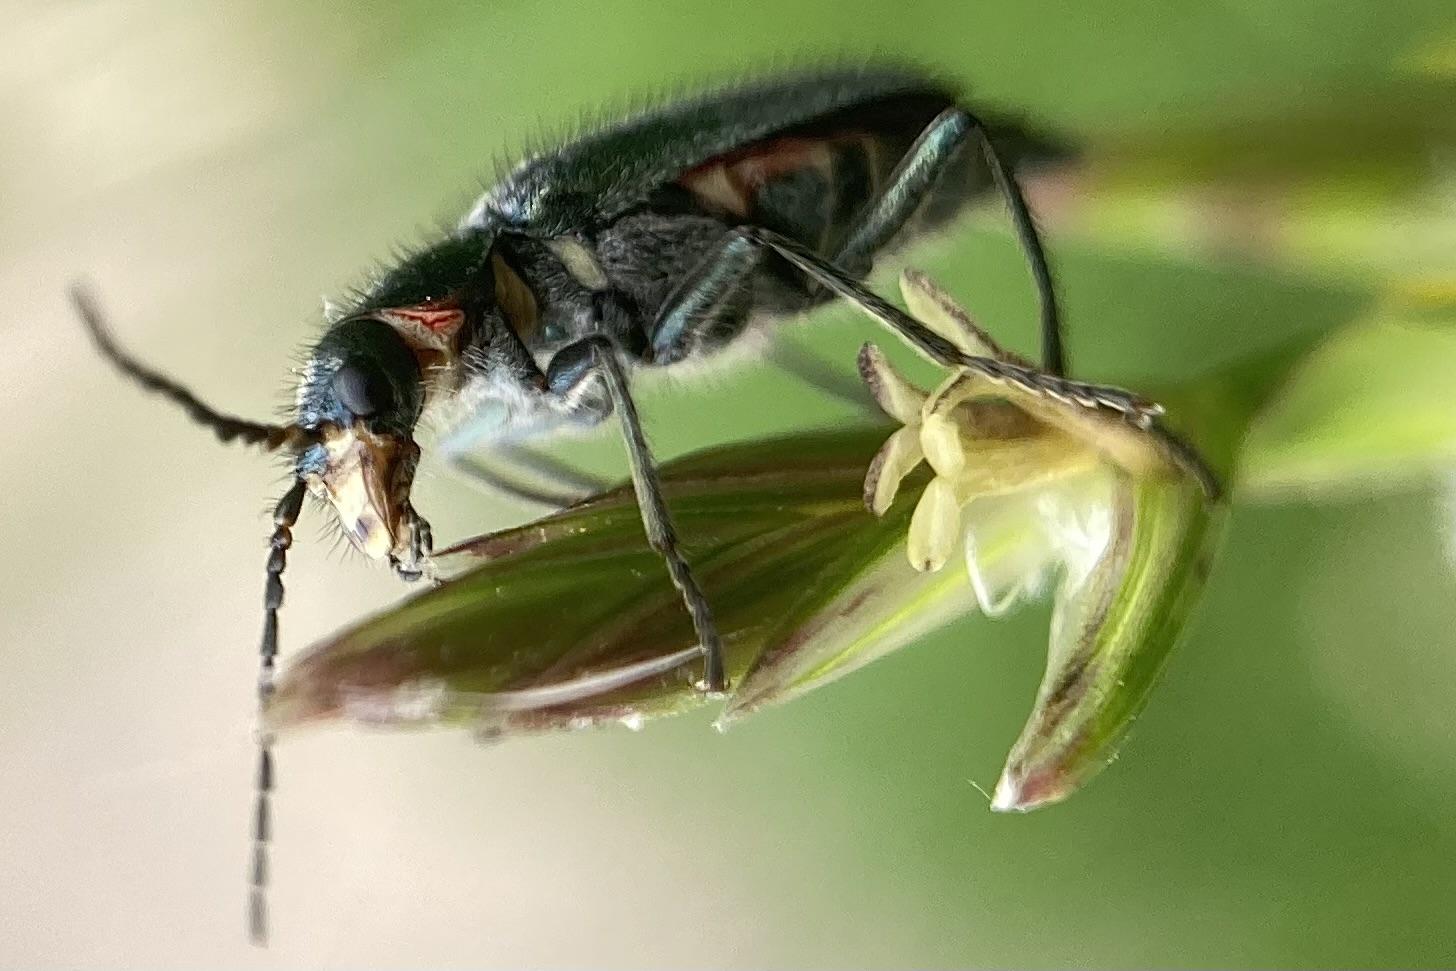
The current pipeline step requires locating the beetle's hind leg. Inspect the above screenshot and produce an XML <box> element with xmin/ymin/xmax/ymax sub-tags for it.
<box><xmin>543</xmin><ymin>332</ymin><xmax>728</xmax><ymax>693</ymax></box>
<box><xmin>643</xmin><ymin>221</ymin><xmax>1131</xmax><ymax>424</ymax></box>
<box><xmin>831</xmin><ymin>107</ymin><xmax>1065</xmax><ymax>376</ymax></box>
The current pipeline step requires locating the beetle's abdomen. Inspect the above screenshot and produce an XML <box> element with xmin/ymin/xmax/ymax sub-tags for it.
<box><xmin>678</xmin><ymin>133</ymin><xmax>861</xmax><ymax>249</ymax></box>
<box><xmin>673</xmin><ymin>91</ymin><xmax>962</xmax><ymax>257</ymax></box>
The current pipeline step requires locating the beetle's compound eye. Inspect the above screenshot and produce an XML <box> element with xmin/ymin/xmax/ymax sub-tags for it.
<box><xmin>331</xmin><ymin>363</ymin><xmax>392</xmax><ymax>419</ymax></box>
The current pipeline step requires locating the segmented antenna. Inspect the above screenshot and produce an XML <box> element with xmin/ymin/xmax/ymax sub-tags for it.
<box><xmin>69</xmin><ymin>284</ymin><xmax>316</xmax><ymax>453</ymax></box>
<box><xmin>69</xmin><ymin>285</ymin><xmax>320</xmax><ymax>942</ymax></box>
<box><xmin>251</xmin><ymin>479</ymin><xmax>307</xmax><ymax>945</ymax></box>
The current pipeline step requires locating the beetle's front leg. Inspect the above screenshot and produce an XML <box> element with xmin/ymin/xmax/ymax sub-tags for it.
<box><xmin>390</xmin><ymin>505</ymin><xmax>435</xmax><ymax>583</ymax></box>
<box><xmin>543</xmin><ymin>338</ymin><xmax>614</xmax><ymax>418</ymax></box>
<box><xmin>543</xmin><ymin>332</ymin><xmax>728</xmax><ymax>694</ymax></box>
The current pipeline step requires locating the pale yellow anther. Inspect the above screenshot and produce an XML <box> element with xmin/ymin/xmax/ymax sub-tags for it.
<box><xmin>858</xmin><ymin>343</ymin><xmax>928</xmax><ymax>425</ymax></box>
<box><xmin>900</xmin><ymin>268</ymin><xmax>1008</xmax><ymax>360</ymax></box>
<box><xmin>907</xmin><ymin>476</ymin><xmax>963</xmax><ymax>572</ymax></box>
<box><xmin>939</xmin><ymin>434</ymin><xmax>1093</xmax><ymax>503</ymax></box>
<box><xmin>865</xmin><ymin>426</ymin><xmax>925</xmax><ymax>516</ymax></box>
<box><xmin>920</xmin><ymin>411</ymin><xmax>968</xmax><ymax>478</ymax></box>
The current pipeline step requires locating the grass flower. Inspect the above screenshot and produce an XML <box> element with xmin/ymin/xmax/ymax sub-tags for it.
<box><xmin>859</xmin><ymin>270</ymin><xmax>1221</xmax><ymax>807</ymax></box>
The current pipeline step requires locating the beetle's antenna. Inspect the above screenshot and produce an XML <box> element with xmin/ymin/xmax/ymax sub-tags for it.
<box><xmin>69</xmin><ymin>284</ymin><xmax>317</xmax><ymax>452</ymax></box>
<box><xmin>250</xmin><ymin>478</ymin><xmax>306</xmax><ymax>945</ymax></box>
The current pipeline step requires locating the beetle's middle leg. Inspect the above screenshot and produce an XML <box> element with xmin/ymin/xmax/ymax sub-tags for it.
<box><xmin>743</xmin><ymin>227</ymin><xmax>1223</xmax><ymax>496</ymax></box>
<box><xmin>648</xmin><ymin>224</ymin><xmax>1165</xmax><ymax>430</ymax></box>
<box><xmin>748</xmin><ymin>227</ymin><xmax>1159</xmax><ymax>420</ymax></box>
<box><xmin>648</xmin><ymin>236</ymin><xmax>871</xmax><ymax>410</ymax></box>
<box><xmin>543</xmin><ymin>330</ymin><xmax>728</xmax><ymax>693</ymax></box>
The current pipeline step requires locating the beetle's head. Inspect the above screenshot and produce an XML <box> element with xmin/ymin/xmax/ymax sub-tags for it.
<box><xmin>72</xmin><ymin>284</ymin><xmax>455</xmax><ymax>946</ymax></box>
<box><xmin>294</xmin><ymin>317</ymin><xmax>427</xmax><ymax>562</ymax></box>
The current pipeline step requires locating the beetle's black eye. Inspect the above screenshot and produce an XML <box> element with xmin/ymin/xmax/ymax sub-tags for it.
<box><xmin>332</xmin><ymin>364</ymin><xmax>390</xmax><ymax>418</ymax></box>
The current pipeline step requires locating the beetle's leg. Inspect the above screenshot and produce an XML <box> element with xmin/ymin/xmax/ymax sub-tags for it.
<box><xmin>501</xmin><ymin>445</ymin><xmax>612</xmax><ymax>495</ymax></box>
<box><xmin>438</xmin><ymin>314</ymin><xmax>615</xmax><ymax>509</ymax></box>
<box><xmin>391</xmin><ymin>507</ymin><xmax>434</xmax><ymax>583</ymax></box>
<box><xmin>655</xmin><ymin>241</ymin><xmax>867</xmax><ymax>407</ymax></box>
<box><xmin>834</xmin><ymin>107</ymin><xmax>1065</xmax><ymax>376</ymax></box>
<box><xmin>442</xmin><ymin>445</ymin><xmax>608</xmax><ymax>510</ymax></box>
<box><xmin>447</xmin><ymin>454</ymin><xmax>581</xmax><ymax>509</ymax></box>
<box><xmin>651</xmin><ymin>105</ymin><xmax>1065</xmax><ymax>382</ymax></box>
<box><xmin>647</xmin><ymin>232</ymin><xmax>871</xmax><ymax>409</ymax></box>
<box><xmin>649</xmin><ymin>225</ymin><xmax>1147</xmax><ymax>423</ymax></box>
<box><xmin>648</xmin><ymin>233</ymin><xmax>864</xmax><ymax>408</ymax></box>
<box><xmin>650</xmin><ymin>229</ymin><xmax>763</xmax><ymax>364</ymax></box>
<box><xmin>741</xmin><ymin>227</ymin><xmax>1222</xmax><ymax>496</ymax></box>
<box><xmin>742</xmin><ymin>227</ymin><xmax>1160</xmax><ymax>420</ymax></box>
<box><xmin>545</xmin><ymin>333</ymin><xmax>726</xmax><ymax>693</ymax></box>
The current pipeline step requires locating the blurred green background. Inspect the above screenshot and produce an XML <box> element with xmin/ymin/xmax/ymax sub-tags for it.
<box><xmin>3</xmin><ymin>0</ymin><xmax>1455</xmax><ymax>965</ymax></box>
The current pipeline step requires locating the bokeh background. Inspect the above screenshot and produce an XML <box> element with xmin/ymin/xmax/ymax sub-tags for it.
<box><xmin>4</xmin><ymin>0</ymin><xmax>1456</xmax><ymax>966</ymax></box>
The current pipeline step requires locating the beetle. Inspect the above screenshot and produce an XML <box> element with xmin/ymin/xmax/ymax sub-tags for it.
<box><xmin>76</xmin><ymin>64</ymin><xmax>1165</xmax><ymax>941</ymax></box>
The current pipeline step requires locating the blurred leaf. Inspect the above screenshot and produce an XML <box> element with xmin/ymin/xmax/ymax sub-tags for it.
<box><xmin>1240</xmin><ymin>303</ymin><xmax>1456</xmax><ymax>498</ymax></box>
<box><xmin>1033</xmin><ymin>79</ymin><xmax>1456</xmax><ymax>293</ymax></box>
